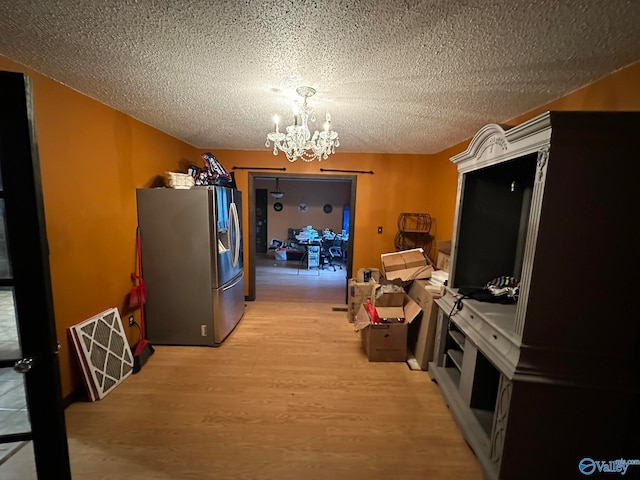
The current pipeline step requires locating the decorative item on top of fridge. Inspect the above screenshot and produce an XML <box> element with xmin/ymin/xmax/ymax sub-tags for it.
<box><xmin>187</xmin><ymin>152</ymin><xmax>235</xmax><ymax>188</ymax></box>
<box><xmin>164</xmin><ymin>171</ymin><xmax>195</xmax><ymax>189</ymax></box>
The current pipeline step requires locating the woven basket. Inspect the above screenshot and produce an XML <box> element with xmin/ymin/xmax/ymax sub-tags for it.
<box><xmin>165</xmin><ymin>172</ymin><xmax>194</xmax><ymax>189</ymax></box>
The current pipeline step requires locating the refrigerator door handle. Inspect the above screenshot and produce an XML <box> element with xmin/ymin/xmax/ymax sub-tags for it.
<box><xmin>229</xmin><ymin>201</ymin><xmax>240</xmax><ymax>268</ymax></box>
<box><xmin>222</xmin><ymin>272</ymin><xmax>244</xmax><ymax>291</ymax></box>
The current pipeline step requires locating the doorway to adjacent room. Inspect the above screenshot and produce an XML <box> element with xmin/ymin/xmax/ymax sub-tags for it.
<box><xmin>247</xmin><ymin>173</ymin><xmax>356</xmax><ymax>305</ymax></box>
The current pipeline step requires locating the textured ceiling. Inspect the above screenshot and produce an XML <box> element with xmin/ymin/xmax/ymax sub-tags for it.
<box><xmin>1</xmin><ymin>1</ymin><xmax>639</xmax><ymax>154</ymax></box>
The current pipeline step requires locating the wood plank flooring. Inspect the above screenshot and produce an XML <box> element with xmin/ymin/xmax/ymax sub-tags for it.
<box><xmin>2</xmin><ymin>256</ymin><xmax>482</xmax><ymax>479</ymax></box>
<box><xmin>253</xmin><ymin>254</ymin><xmax>348</xmax><ymax>304</ymax></box>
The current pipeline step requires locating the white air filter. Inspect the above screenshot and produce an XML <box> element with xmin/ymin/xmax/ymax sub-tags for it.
<box><xmin>69</xmin><ymin>308</ymin><xmax>134</xmax><ymax>401</ymax></box>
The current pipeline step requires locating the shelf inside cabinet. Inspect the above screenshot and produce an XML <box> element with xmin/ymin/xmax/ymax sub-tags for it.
<box><xmin>471</xmin><ymin>408</ymin><xmax>494</xmax><ymax>438</ymax></box>
<box><xmin>444</xmin><ymin>366</ymin><xmax>461</xmax><ymax>387</ymax></box>
<box><xmin>447</xmin><ymin>349</ymin><xmax>463</xmax><ymax>371</ymax></box>
<box><xmin>449</xmin><ymin>330</ymin><xmax>466</xmax><ymax>351</ymax></box>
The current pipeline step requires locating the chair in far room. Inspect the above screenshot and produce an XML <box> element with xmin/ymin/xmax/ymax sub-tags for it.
<box><xmin>330</xmin><ymin>237</ymin><xmax>344</xmax><ymax>269</ymax></box>
<box><xmin>320</xmin><ymin>238</ymin><xmax>342</xmax><ymax>271</ymax></box>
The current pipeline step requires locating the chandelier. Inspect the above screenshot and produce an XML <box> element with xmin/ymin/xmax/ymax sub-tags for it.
<box><xmin>265</xmin><ymin>86</ymin><xmax>339</xmax><ymax>162</ymax></box>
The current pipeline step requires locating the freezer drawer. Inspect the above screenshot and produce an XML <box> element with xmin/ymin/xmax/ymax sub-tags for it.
<box><xmin>212</xmin><ymin>272</ymin><xmax>245</xmax><ymax>345</ymax></box>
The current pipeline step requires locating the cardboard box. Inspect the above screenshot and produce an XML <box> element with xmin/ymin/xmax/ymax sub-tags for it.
<box><xmin>407</xmin><ymin>279</ymin><xmax>444</xmax><ymax>370</ymax></box>
<box><xmin>356</xmin><ymin>268</ymin><xmax>381</xmax><ymax>283</ymax></box>
<box><xmin>380</xmin><ymin>248</ymin><xmax>434</xmax><ymax>282</ymax></box>
<box><xmin>354</xmin><ymin>294</ymin><xmax>421</xmax><ymax>362</ymax></box>
<box><xmin>436</xmin><ymin>241</ymin><xmax>451</xmax><ymax>273</ymax></box>
<box><xmin>403</xmin><ymin>249</ymin><xmax>428</xmax><ymax>269</ymax></box>
<box><xmin>436</xmin><ymin>252</ymin><xmax>451</xmax><ymax>273</ymax></box>
<box><xmin>347</xmin><ymin>279</ymin><xmax>376</xmax><ymax>323</ymax></box>
<box><xmin>373</xmin><ymin>285</ymin><xmax>405</xmax><ymax>308</ymax></box>
<box><xmin>359</xmin><ymin>317</ymin><xmax>408</xmax><ymax>362</ymax></box>
<box><xmin>381</xmin><ymin>253</ymin><xmax>406</xmax><ymax>272</ymax></box>
<box><xmin>437</xmin><ymin>240</ymin><xmax>451</xmax><ymax>255</ymax></box>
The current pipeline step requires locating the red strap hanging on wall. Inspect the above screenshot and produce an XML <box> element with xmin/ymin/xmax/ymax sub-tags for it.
<box><xmin>128</xmin><ymin>228</ymin><xmax>147</xmax><ymax>310</ymax></box>
<box><xmin>129</xmin><ymin>227</ymin><xmax>150</xmax><ymax>356</ymax></box>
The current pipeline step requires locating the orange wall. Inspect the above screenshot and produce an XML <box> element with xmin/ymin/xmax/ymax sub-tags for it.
<box><xmin>199</xmin><ymin>60</ymin><xmax>640</xmax><ymax>281</ymax></box>
<box><xmin>509</xmin><ymin>61</ymin><xmax>640</xmax><ymax>124</ymax></box>
<box><xmin>0</xmin><ymin>56</ymin><xmax>199</xmax><ymax>398</ymax></box>
<box><xmin>423</xmin><ymin>60</ymin><xmax>640</xmax><ymax>255</ymax></box>
<box><xmin>253</xmin><ymin>178</ymin><xmax>351</xmax><ymax>242</ymax></box>
<box><xmin>2</xmin><ymin>52</ymin><xmax>638</xmax><ymax>399</ymax></box>
<box><xmin>197</xmin><ymin>150</ymin><xmax>448</xmax><ymax>276</ymax></box>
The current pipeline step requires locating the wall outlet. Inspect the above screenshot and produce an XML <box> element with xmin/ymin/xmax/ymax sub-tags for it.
<box><xmin>128</xmin><ymin>315</ymin><xmax>135</xmax><ymax>327</ymax></box>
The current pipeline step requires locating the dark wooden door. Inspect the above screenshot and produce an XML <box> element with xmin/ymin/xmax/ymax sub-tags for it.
<box><xmin>0</xmin><ymin>71</ymin><xmax>72</xmax><ymax>478</ymax></box>
<box><xmin>255</xmin><ymin>189</ymin><xmax>267</xmax><ymax>253</ymax></box>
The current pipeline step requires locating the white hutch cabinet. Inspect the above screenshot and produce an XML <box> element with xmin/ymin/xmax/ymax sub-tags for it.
<box><xmin>429</xmin><ymin>112</ymin><xmax>639</xmax><ymax>479</ymax></box>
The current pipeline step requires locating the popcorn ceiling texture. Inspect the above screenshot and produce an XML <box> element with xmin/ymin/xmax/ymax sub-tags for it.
<box><xmin>0</xmin><ymin>0</ymin><xmax>639</xmax><ymax>154</ymax></box>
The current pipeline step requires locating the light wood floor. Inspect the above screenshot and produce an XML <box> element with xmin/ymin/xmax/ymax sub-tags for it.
<box><xmin>253</xmin><ymin>254</ymin><xmax>349</xmax><ymax>304</ymax></box>
<box><xmin>2</xmin><ymin>257</ymin><xmax>482</xmax><ymax>479</ymax></box>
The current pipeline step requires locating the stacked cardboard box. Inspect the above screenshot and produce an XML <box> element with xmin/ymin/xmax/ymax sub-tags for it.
<box><xmin>380</xmin><ymin>248</ymin><xmax>434</xmax><ymax>281</ymax></box>
<box><xmin>347</xmin><ymin>279</ymin><xmax>376</xmax><ymax>323</ymax></box>
<box><xmin>406</xmin><ymin>279</ymin><xmax>444</xmax><ymax>370</ymax></box>
<box><xmin>354</xmin><ymin>287</ymin><xmax>420</xmax><ymax>362</ymax></box>
<box><xmin>436</xmin><ymin>241</ymin><xmax>451</xmax><ymax>273</ymax></box>
<box><xmin>356</xmin><ymin>267</ymin><xmax>381</xmax><ymax>283</ymax></box>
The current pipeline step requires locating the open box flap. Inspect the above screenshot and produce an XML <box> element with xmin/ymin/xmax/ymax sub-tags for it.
<box><xmin>375</xmin><ymin>306</ymin><xmax>404</xmax><ymax>321</ymax></box>
<box><xmin>354</xmin><ymin>296</ymin><xmax>420</xmax><ymax>330</ymax></box>
<box><xmin>384</xmin><ymin>264</ymin><xmax>434</xmax><ymax>282</ymax></box>
<box><xmin>402</xmin><ymin>297</ymin><xmax>421</xmax><ymax>323</ymax></box>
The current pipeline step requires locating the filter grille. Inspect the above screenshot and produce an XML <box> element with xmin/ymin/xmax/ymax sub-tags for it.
<box><xmin>69</xmin><ymin>308</ymin><xmax>134</xmax><ymax>401</ymax></box>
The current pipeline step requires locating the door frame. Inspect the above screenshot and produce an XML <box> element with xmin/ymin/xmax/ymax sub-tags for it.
<box><xmin>254</xmin><ymin>188</ymin><xmax>268</xmax><ymax>254</ymax></box>
<box><xmin>246</xmin><ymin>172</ymin><xmax>357</xmax><ymax>302</ymax></box>
<box><xmin>0</xmin><ymin>71</ymin><xmax>72</xmax><ymax>477</ymax></box>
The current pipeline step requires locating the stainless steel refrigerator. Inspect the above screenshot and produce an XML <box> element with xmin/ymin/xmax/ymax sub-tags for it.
<box><xmin>136</xmin><ymin>186</ymin><xmax>245</xmax><ymax>346</ymax></box>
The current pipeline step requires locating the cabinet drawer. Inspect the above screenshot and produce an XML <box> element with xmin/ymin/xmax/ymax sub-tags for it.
<box><xmin>448</xmin><ymin>306</ymin><xmax>518</xmax><ymax>377</ymax></box>
<box><xmin>475</xmin><ymin>318</ymin><xmax>514</xmax><ymax>360</ymax></box>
